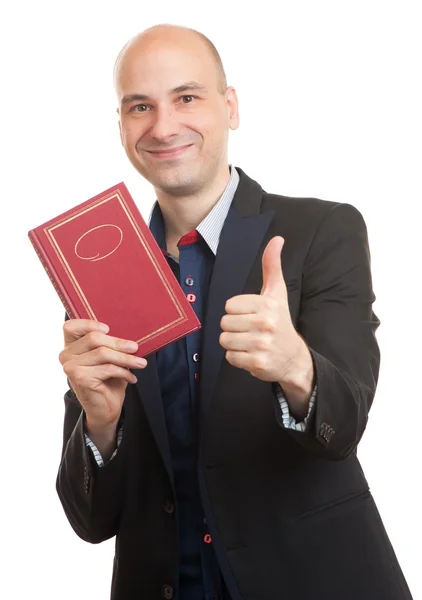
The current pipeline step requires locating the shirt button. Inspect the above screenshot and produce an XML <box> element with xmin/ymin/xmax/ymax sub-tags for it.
<box><xmin>193</xmin><ymin>352</ymin><xmax>200</xmax><ymax>362</ymax></box>
<box><xmin>161</xmin><ymin>584</ymin><xmax>174</xmax><ymax>599</ymax></box>
<box><xmin>194</xmin><ymin>372</ymin><xmax>200</xmax><ymax>381</ymax></box>
<box><xmin>185</xmin><ymin>277</ymin><xmax>194</xmax><ymax>286</ymax></box>
<box><xmin>204</xmin><ymin>533</ymin><xmax>212</xmax><ymax>543</ymax></box>
<box><xmin>163</xmin><ymin>501</ymin><xmax>175</xmax><ymax>516</ymax></box>
<box><xmin>187</xmin><ymin>293</ymin><xmax>196</xmax><ymax>303</ymax></box>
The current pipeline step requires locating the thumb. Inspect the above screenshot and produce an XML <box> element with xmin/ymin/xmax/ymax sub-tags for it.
<box><xmin>261</xmin><ymin>236</ymin><xmax>286</xmax><ymax>296</ymax></box>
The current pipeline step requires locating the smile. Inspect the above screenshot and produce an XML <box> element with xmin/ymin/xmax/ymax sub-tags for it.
<box><xmin>147</xmin><ymin>144</ymin><xmax>193</xmax><ymax>159</ymax></box>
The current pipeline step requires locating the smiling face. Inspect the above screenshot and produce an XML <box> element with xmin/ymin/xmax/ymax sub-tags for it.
<box><xmin>115</xmin><ymin>27</ymin><xmax>239</xmax><ymax>197</ymax></box>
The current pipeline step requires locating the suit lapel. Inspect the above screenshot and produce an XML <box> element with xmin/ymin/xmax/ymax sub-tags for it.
<box><xmin>132</xmin><ymin>169</ymin><xmax>274</xmax><ymax>483</ymax></box>
<box><xmin>199</xmin><ymin>169</ymin><xmax>274</xmax><ymax>425</ymax></box>
<box><xmin>133</xmin><ymin>334</ymin><xmax>174</xmax><ymax>487</ymax></box>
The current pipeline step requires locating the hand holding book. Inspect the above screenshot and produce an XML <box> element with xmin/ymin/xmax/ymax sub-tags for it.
<box><xmin>59</xmin><ymin>318</ymin><xmax>147</xmax><ymax>458</ymax></box>
<box><xmin>29</xmin><ymin>182</ymin><xmax>202</xmax><ymax>456</ymax></box>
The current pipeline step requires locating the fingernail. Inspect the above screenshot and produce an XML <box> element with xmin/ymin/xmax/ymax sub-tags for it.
<box><xmin>98</xmin><ymin>322</ymin><xmax>109</xmax><ymax>332</ymax></box>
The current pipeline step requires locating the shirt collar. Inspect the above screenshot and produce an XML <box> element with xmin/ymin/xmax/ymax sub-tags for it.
<box><xmin>148</xmin><ymin>166</ymin><xmax>240</xmax><ymax>256</ymax></box>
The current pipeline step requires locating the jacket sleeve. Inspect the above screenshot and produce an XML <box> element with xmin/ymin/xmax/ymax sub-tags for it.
<box><xmin>56</xmin><ymin>313</ymin><xmax>129</xmax><ymax>543</ymax></box>
<box><xmin>277</xmin><ymin>202</ymin><xmax>381</xmax><ymax>460</ymax></box>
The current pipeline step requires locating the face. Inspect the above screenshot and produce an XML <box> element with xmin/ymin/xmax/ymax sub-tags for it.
<box><xmin>115</xmin><ymin>35</ymin><xmax>239</xmax><ymax>196</ymax></box>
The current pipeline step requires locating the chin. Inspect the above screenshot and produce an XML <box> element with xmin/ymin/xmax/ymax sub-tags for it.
<box><xmin>150</xmin><ymin>166</ymin><xmax>202</xmax><ymax>197</ymax></box>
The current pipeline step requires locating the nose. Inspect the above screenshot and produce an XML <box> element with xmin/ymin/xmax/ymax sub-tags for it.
<box><xmin>149</xmin><ymin>105</ymin><xmax>181</xmax><ymax>144</ymax></box>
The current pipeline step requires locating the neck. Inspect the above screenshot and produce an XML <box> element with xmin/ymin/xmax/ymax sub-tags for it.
<box><xmin>154</xmin><ymin>165</ymin><xmax>231</xmax><ymax>253</ymax></box>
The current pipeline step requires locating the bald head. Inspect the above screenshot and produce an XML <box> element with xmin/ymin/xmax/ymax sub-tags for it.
<box><xmin>114</xmin><ymin>24</ymin><xmax>227</xmax><ymax>96</ymax></box>
<box><xmin>114</xmin><ymin>24</ymin><xmax>239</xmax><ymax>198</ymax></box>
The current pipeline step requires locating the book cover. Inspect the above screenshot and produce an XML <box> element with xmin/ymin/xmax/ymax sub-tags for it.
<box><xmin>28</xmin><ymin>182</ymin><xmax>201</xmax><ymax>357</ymax></box>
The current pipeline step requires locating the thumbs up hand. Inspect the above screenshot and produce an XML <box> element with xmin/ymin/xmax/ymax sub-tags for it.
<box><xmin>220</xmin><ymin>237</ymin><xmax>314</xmax><ymax>397</ymax></box>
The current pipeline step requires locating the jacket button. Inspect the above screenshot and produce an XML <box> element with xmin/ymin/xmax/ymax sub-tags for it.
<box><xmin>161</xmin><ymin>584</ymin><xmax>174</xmax><ymax>599</ymax></box>
<box><xmin>319</xmin><ymin>421</ymin><xmax>335</xmax><ymax>443</ymax></box>
<box><xmin>164</xmin><ymin>501</ymin><xmax>175</xmax><ymax>516</ymax></box>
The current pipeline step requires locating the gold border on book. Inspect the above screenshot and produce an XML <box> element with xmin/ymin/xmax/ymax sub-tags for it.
<box><xmin>44</xmin><ymin>189</ymin><xmax>189</xmax><ymax>344</ymax></box>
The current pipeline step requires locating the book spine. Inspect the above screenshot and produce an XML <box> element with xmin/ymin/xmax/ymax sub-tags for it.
<box><xmin>28</xmin><ymin>229</ymin><xmax>78</xmax><ymax>320</ymax></box>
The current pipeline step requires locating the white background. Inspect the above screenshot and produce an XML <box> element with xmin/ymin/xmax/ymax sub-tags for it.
<box><xmin>1</xmin><ymin>0</ymin><xmax>421</xmax><ymax>598</ymax></box>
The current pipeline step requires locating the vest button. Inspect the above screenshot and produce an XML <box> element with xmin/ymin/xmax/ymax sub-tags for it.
<box><xmin>193</xmin><ymin>352</ymin><xmax>200</xmax><ymax>362</ymax></box>
<box><xmin>185</xmin><ymin>277</ymin><xmax>194</xmax><ymax>286</ymax></box>
<box><xmin>161</xmin><ymin>584</ymin><xmax>174</xmax><ymax>599</ymax></box>
<box><xmin>163</xmin><ymin>501</ymin><xmax>175</xmax><ymax>516</ymax></box>
<box><xmin>187</xmin><ymin>293</ymin><xmax>196</xmax><ymax>303</ymax></box>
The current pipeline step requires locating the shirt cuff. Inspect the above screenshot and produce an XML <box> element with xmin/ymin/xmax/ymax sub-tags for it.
<box><xmin>85</xmin><ymin>425</ymin><xmax>123</xmax><ymax>468</ymax></box>
<box><xmin>275</xmin><ymin>383</ymin><xmax>318</xmax><ymax>432</ymax></box>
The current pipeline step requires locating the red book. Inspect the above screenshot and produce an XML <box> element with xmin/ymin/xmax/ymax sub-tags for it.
<box><xmin>28</xmin><ymin>182</ymin><xmax>201</xmax><ymax>357</ymax></box>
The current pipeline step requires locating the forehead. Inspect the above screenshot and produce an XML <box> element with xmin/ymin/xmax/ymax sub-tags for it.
<box><xmin>116</xmin><ymin>39</ymin><xmax>217</xmax><ymax>96</ymax></box>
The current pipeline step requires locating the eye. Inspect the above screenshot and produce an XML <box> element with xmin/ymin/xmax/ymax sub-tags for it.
<box><xmin>180</xmin><ymin>95</ymin><xmax>195</xmax><ymax>104</ymax></box>
<box><xmin>130</xmin><ymin>104</ymin><xmax>150</xmax><ymax>113</ymax></box>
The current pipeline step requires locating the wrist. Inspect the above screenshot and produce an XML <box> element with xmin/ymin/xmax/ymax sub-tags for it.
<box><xmin>279</xmin><ymin>335</ymin><xmax>313</xmax><ymax>386</ymax></box>
<box><xmin>85</xmin><ymin>415</ymin><xmax>120</xmax><ymax>464</ymax></box>
<box><xmin>85</xmin><ymin>410</ymin><xmax>121</xmax><ymax>432</ymax></box>
<box><xmin>85</xmin><ymin>414</ymin><xmax>120</xmax><ymax>440</ymax></box>
<box><xmin>277</xmin><ymin>337</ymin><xmax>315</xmax><ymax>420</ymax></box>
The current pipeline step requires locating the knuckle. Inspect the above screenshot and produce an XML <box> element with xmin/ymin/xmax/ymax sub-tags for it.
<box><xmin>58</xmin><ymin>349</ymin><xmax>67</xmax><ymax>365</ymax></box>
<box><xmin>103</xmin><ymin>363</ymin><xmax>116</xmax><ymax>375</ymax></box>
<box><xmin>93</xmin><ymin>345</ymin><xmax>109</xmax><ymax>361</ymax></box>
<box><xmin>86</xmin><ymin>330</ymin><xmax>103</xmax><ymax>347</ymax></box>
<box><xmin>252</xmin><ymin>355</ymin><xmax>265</xmax><ymax>371</ymax></box>
<box><xmin>265</xmin><ymin>318</ymin><xmax>277</xmax><ymax>333</ymax></box>
<box><xmin>257</xmin><ymin>314</ymin><xmax>276</xmax><ymax>333</ymax></box>
<box><xmin>256</xmin><ymin>315</ymin><xmax>267</xmax><ymax>329</ymax></box>
<box><xmin>255</xmin><ymin>335</ymin><xmax>270</xmax><ymax>351</ymax></box>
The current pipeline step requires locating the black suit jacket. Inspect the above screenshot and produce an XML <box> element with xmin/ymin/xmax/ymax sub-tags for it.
<box><xmin>57</xmin><ymin>168</ymin><xmax>413</xmax><ymax>599</ymax></box>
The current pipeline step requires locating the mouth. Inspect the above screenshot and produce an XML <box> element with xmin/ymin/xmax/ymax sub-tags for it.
<box><xmin>146</xmin><ymin>144</ymin><xmax>193</xmax><ymax>159</ymax></box>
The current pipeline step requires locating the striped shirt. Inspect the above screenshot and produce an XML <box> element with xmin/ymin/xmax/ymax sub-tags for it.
<box><xmin>85</xmin><ymin>165</ymin><xmax>316</xmax><ymax>466</ymax></box>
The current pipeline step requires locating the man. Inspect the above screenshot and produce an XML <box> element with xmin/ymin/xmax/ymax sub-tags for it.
<box><xmin>56</xmin><ymin>24</ymin><xmax>413</xmax><ymax>600</ymax></box>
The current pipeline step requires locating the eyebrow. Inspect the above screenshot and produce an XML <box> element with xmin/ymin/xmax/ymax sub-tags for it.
<box><xmin>121</xmin><ymin>81</ymin><xmax>208</xmax><ymax>105</ymax></box>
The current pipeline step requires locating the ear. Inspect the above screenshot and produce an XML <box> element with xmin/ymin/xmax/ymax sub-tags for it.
<box><xmin>226</xmin><ymin>86</ymin><xmax>240</xmax><ymax>131</ymax></box>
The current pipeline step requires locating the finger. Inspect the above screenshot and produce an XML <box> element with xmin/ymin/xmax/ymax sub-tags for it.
<box><xmin>225</xmin><ymin>350</ymin><xmax>266</xmax><ymax>375</ymax></box>
<box><xmin>76</xmin><ymin>363</ymin><xmax>139</xmax><ymax>387</ymax></box>
<box><xmin>221</xmin><ymin>313</ymin><xmax>255</xmax><ymax>332</ymax></box>
<box><xmin>261</xmin><ymin>236</ymin><xmax>286</xmax><ymax>296</ymax></box>
<box><xmin>63</xmin><ymin>318</ymin><xmax>109</xmax><ymax>344</ymax></box>
<box><xmin>225</xmin><ymin>294</ymin><xmax>263</xmax><ymax>315</ymax></box>
<box><xmin>220</xmin><ymin>331</ymin><xmax>257</xmax><ymax>352</ymax></box>
<box><xmin>68</xmin><ymin>346</ymin><xmax>147</xmax><ymax>370</ymax></box>
<box><xmin>59</xmin><ymin>330</ymin><xmax>139</xmax><ymax>364</ymax></box>
<box><xmin>225</xmin><ymin>350</ymin><xmax>254</xmax><ymax>371</ymax></box>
